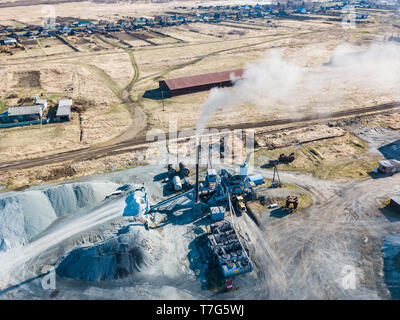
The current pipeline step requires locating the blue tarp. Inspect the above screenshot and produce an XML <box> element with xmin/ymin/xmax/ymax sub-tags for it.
<box><xmin>0</xmin><ymin>119</ymin><xmax>49</xmax><ymax>128</ymax></box>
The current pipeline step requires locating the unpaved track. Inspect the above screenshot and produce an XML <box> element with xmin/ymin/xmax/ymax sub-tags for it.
<box><xmin>110</xmin><ymin>51</ymin><xmax>148</xmax><ymax>144</ymax></box>
<box><xmin>81</xmin><ymin>38</ymin><xmax>147</xmax><ymax>145</ymax></box>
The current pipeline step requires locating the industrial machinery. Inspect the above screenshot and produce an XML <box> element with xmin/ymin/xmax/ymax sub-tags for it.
<box><xmin>167</xmin><ymin>162</ymin><xmax>190</xmax><ymax>179</ymax></box>
<box><xmin>149</xmin><ymin>188</ymin><xmax>195</xmax><ymax>213</ymax></box>
<box><xmin>220</xmin><ymin>162</ymin><xmax>257</xmax><ymax>201</ymax></box>
<box><xmin>105</xmin><ymin>184</ymin><xmax>147</xmax><ymax>201</ymax></box>
<box><xmin>205</xmin><ymin>168</ymin><xmax>218</xmax><ymax>187</ymax></box>
<box><xmin>210</xmin><ymin>206</ymin><xmax>225</xmax><ymax>222</ymax></box>
<box><xmin>285</xmin><ymin>196</ymin><xmax>299</xmax><ymax>211</ymax></box>
<box><xmin>232</xmin><ymin>195</ymin><xmax>246</xmax><ymax>215</ymax></box>
<box><xmin>240</xmin><ymin>161</ymin><xmax>248</xmax><ymax>176</ymax></box>
<box><xmin>105</xmin><ymin>184</ymin><xmax>150</xmax><ymax>216</ymax></box>
<box><xmin>207</xmin><ymin>220</ymin><xmax>254</xmax><ymax>279</ymax></box>
<box><xmin>167</xmin><ymin>163</ymin><xmax>177</xmax><ymax>175</ymax></box>
<box><xmin>279</xmin><ymin>152</ymin><xmax>295</xmax><ymax>164</ymax></box>
<box><xmin>268</xmin><ymin>159</ymin><xmax>279</xmax><ymax>166</ymax></box>
<box><xmin>150</xmin><ymin>146</ymin><xmax>257</xmax><ymax>290</ymax></box>
<box><xmin>172</xmin><ymin>175</ymin><xmax>182</xmax><ymax>191</ymax></box>
<box><xmin>182</xmin><ymin>178</ymin><xmax>192</xmax><ymax>191</ymax></box>
<box><xmin>248</xmin><ymin>174</ymin><xmax>264</xmax><ymax>186</ymax></box>
<box><xmin>166</xmin><ymin>163</ymin><xmax>193</xmax><ymax>192</ymax></box>
<box><xmin>179</xmin><ymin>162</ymin><xmax>190</xmax><ymax>177</ymax></box>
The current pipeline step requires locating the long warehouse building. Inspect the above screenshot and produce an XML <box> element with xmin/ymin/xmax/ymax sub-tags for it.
<box><xmin>158</xmin><ymin>69</ymin><xmax>244</xmax><ymax>97</ymax></box>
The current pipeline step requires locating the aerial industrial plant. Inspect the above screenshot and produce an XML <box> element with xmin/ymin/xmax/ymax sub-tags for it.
<box><xmin>0</xmin><ymin>0</ymin><xmax>400</xmax><ymax>303</ymax></box>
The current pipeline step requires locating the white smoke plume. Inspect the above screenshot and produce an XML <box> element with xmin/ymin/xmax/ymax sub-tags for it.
<box><xmin>195</xmin><ymin>42</ymin><xmax>400</xmax><ymax>143</ymax></box>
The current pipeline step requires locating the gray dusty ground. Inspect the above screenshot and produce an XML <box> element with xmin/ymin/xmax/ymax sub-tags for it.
<box><xmin>0</xmin><ymin>162</ymin><xmax>399</xmax><ymax>300</ymax></box>
<box><xmin>1</xmin><ymin>121</ymin><xmax>400</xmax><ymax>299</ymax></box>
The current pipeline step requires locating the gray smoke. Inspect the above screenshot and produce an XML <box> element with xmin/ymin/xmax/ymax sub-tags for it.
<box><xmin>195</xmin><ymin>42</ymin><xmax>400</xmax><ymax>142</ymax></box>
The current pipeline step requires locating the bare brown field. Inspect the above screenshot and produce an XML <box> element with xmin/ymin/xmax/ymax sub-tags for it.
<box><xmin>0</xmin><ymin>56</ymin><xmax>132</xmax><ymax>163</ymax></box>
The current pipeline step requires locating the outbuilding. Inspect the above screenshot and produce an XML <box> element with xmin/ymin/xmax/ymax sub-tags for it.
<box><xmin>0</xmin><ymin>38</ymin><xmax>17</xmax><ymax>45</ymax></box>
<box><xmin>3</xmin><ymin>105</ymin><xmax>43</xmax><ymax>123</ymax></box>
<box><xmin>158</xmin><ymin>69</ymin><xmax>244</xmax><ymax>97</ymax></box>
<box><xmin>34</xmin><ymin>97</ymin><xmax>47</xmax><ymax>110</ymax></box>
<box><xmin>56</xmin><ymin>99</ymin><xmax>72</xmax><ymax>121</ymax></box>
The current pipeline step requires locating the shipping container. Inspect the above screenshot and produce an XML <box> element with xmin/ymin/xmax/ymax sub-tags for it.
<box><xmin>249</xmin><ymin>174</ymin><xmax>264</xmax><ymax>185</ymax></box>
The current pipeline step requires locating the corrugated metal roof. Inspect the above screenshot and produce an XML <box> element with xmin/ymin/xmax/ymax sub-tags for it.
<box><xmin>379</xmin><ymin>159</ymin><xmax>400</xmax><ymax>167</ymax></box>
<box><xmin>7</xmin><ymin>106</ymin><xmax>42</xmax><ymax>116</ymax></box>
<box><xmin>391</xmin><ymin>195</ymin><xmax>400</xmax><ymax>206</ymax></box>
<box><xmin>162</xmin><ymin>69</ymin><xmax>243</xmax><ymax>91</ymax></box>
<box><xmin>56</xmin><ymin>99</ymin><xmax>72</xmax><ymax>117</ymax></box>
<box><xmin>35</xmin><ymin>98</ymin><xmax>47</xmax><ymax>107</ymax></box>
<box><xmin>59</xmin><ymin>99</ymin><xmax>72</xmax><ymax>107</ymax></box>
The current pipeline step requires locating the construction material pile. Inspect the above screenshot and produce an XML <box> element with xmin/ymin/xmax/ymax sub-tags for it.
<box><xmin>56</xmin><ymin>228</ymin><xmax>153</xmax><ymax>281</ymax></box>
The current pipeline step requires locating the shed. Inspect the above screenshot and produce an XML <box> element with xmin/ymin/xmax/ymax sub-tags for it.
<box><xmin>390</xmin><ymin>196</ymin><xmax>400</xmax><ymax>213</ymax></box>
<box><xmin>56</xmin><ymin>99</ymin><xmax>72</xmax><ymax>121</ymax></box>
<box><xmin>8</xmin><ymin>105</ymin><xmax>42</xmax><ymax>117</ymax></box>
<box><xmin>158</xmin><ymin>69</ymin><xmax>244</xmax><ymax>97</ymax></box>
<box><xmin>76</xmin><ymin>20</ymin><xmax>94</xmax><ymax>27</ymax></box>
<box><xmin>249</xmin><ymin>174</ymin><xmax>264</xmax><ymax>186</ymax></box>
<box><xmin>6</xmin><ymin>105</ymin><xmax>42</xmax><ymax>122</ymax></box>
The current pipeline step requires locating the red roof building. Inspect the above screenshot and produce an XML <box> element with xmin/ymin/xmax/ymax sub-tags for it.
<box><xmin>159</xmin><ymin>69</ymin><xmax>243</xmax><ymax>97</ymax></box>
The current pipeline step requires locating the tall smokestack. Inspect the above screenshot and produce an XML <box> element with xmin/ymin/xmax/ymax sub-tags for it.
<box><xmin>195</xmin><ymin>143</ymin><xmax>200</xmax><ymax>204</ymax></box>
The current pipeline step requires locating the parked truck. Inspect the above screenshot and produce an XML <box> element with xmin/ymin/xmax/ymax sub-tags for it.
<box><xmin>232</xmin><ymin>195</ymin><xmax>246</xmax><ymax>214</ymax></box>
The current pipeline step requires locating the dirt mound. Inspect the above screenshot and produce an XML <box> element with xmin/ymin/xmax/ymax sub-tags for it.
<box><xmin>38</xmin><ymin>165</ymin><xmax>76</xmax><ymax>181</ymax></box>
<box><xmin>56</xmin><ymin>231</ymin><xmax>150</xmax><ymax>281</ymax></box>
